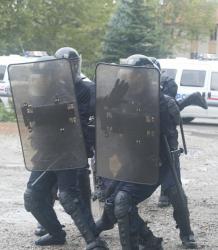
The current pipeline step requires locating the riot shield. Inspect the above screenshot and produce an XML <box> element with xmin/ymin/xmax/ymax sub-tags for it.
<box><xmin>96</xmin><ymin>63</ymin><xmax>160</xmax><ymax>185</ymax></box>
<box><xmin>8</xmin><ymin>59</ymin><xmax>87</xmax><ymax>171</ymax></box>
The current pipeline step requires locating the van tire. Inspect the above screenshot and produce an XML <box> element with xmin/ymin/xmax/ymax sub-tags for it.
<box><xmin>182</xmin><ymin>117</ymin><xmax>194</xmax><ymax>123</ymax></box>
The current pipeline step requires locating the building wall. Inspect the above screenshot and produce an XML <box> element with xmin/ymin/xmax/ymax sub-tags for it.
<box><xmin>174</xmin><ymin>10</ymin><xmax>218</xmax><ymax>59</ymax></box>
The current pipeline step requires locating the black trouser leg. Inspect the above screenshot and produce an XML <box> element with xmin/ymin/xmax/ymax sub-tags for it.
<box><xmin>166</xmin><ymin>186</ymin><xmax>192</xmax><ymax>236</ymax></box>
<box><xmin>24</xmin><ymin>172</ymin><xmax>63</xmax><ymax>236</ymax></box>
<box><xmin>57</xmin><ymin>170</ymin><xmax>108</xmax><ymax>249</ymax></box>
<box><xmin>77</xmin><ymin>167</ymin><xmax>98</xmax><ymax>236</ymax></box>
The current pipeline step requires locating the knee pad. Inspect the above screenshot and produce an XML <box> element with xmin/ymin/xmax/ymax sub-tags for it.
<box><xmin>59</xmin><ymin>190</ymin><xmax>79</xmax><ymax>215</ymax></box>
<box><xmin>114</xmin><ymin>191</ymin><xmax>132</xmax><ymax>219</ymax></box>
<box><xmin>24</xmin><ymin>188</ymin><xmax>42</xmax><ymax>212</ymax></box>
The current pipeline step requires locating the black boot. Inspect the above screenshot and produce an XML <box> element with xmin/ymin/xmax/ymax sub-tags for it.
<box><xmin>35</xmin><ymin>230</ymin><xmax>66</xmax><ymax>246</ymax></box>
<box><xmin>139</xmin><ymin>233</ymin><xmax>163</xmax><ymax>250</ymax></box>
<box><xmin>34</xmin><ymin>223</ymin><xmax>47</xmax><ymax>236</ymax></box>
<box><xmin>138</xmin><ymin>222</ymin><xmax>163</xmax><ymax>250</ymax></box>
<box><xmin>158</xmin><ymin>189</ymin><xmax>170</xmax><ymax>208</ymax></box>
<box><xmin>34</xmin><ymin>223</ymin><xmax>66</xmax><ymax>237</ymax></box>
<box><xmin>180</xmin><ymin>233</ymin><xmax>197</xmax><ymax>249</ymax></box>
<box><xmin>86</xmin><ymin>237</ymin><xmax>109</xmax><ymax>250</ymax></box>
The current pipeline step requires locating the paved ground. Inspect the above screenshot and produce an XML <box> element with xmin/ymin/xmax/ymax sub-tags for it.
<box><xmin>0</xmin><ymin>119</ymin><xmax>218</xmax><ymax>249</ymax></box>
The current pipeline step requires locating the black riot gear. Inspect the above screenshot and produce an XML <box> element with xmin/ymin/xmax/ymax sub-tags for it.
<box><xmin>95</xmin><ymin>59</ymin><xmax>160</xmax><ymax>249</ymax></box>
<box><xmin>160</xmin><ymin>75</ymin><xmax>178</xmax><ymax>98</ymax></box>
<box><xmin>55</xmin><ymin>47</ymin><xmax>81</xmax><ymax>81</ymax></box>
<box><xmin>126</xmin><ymin>54</ymin><xmax>154</xmax><ymax>67</ymax></box>
<box><xmin>55</xmin><ymin>47</ymin><xmax>80</xmax><ymax>60</ymax></box>
<box><xmin>94</xmin><ymin>54</ymin><xmax>197</xmax><ymax>249</ymax></box>
<box><xmin>126</xmin><ymin>54</ymin><xmax>160</xmax><ymax>72</ymax></box>
<box><xmin>9</xmin><ymin>58</ymin><xmax>108</xmax><ymax>249</ymax></box>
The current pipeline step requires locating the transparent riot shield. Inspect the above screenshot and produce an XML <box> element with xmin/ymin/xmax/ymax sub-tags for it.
<box><xmin>96</xmin><ymin>63</ymin><xmax>160</xmax><ymax>185</ymax></box>
<box><xmin>8</xmin><ymin>59</ymin><xmax>87</xmax><ymax>171</ymax></box>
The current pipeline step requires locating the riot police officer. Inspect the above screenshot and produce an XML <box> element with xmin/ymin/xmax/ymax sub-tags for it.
<box><xmin>95</xmin><ymin>54</ymin><xmax>197</xmax><ymax>249</ymax></box>
<box><xmin>23</xmin><ymin>47</ymin><xmax>107</xmax><ymax>250</ymax></box>
<box><xmin>158</xmin><ymin>70</ymin><xmax>207</xmax><ymax>207</ymax></box>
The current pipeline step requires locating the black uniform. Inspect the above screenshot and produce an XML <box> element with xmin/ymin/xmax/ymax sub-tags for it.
<box><xmin>95</xmin><ymin>91</ymin><xmax>197</xmax><ymax>249</ymax></box>
<box><xmin>94</xmin><ymin>53</ymin><xmax>197</xmax><ymax>249</ymax></box>
<box><xmin>24</xmin><ymin>79</ymin><xmax>107</xmax><ymax>249</ymax></box>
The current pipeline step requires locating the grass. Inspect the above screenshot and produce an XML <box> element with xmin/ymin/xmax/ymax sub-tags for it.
<box><xmin>0</xmin><ymin>102</ymin><xmax>16</xmax><ymax>122</ymax></box>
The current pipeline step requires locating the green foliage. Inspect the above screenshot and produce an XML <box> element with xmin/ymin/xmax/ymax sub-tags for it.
<box><xmin>0</xmin><ymin>103</ymin><xmax>16</xmax><ymax>122</ymax></box>
<box><xmin>102</xmin><ymin>0</ymin><xmax>165</xmax><ymax>62</ymax></box>
<box><xmin>0</xmin><ymin>0</ymin><xmax>217</xmax><ymax>65</ymax></box>
<box><xmin>102</xmin><ymin>0</ymin><xmax>155</xmax><ymax>62</ymax></box>
<box><xmin>0</xmin><ymin>0</ymin><xmax>29</xmax><ymax>54</ymax></box>
<box><xmin>0</xmin><ymin>0</ymin><xmax>115</xmax><ymax>65</ymax></box>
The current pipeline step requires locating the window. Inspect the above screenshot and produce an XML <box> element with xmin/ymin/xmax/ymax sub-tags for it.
<box><xmin>211</xmin><ymin>72</ymin><xmax>218</xmax><ymax>91</ymax></box>
<box><xmin>161</xmin><ymin>68</ymin><xmax>177</xmax><ymax>80</ymax></box>
<box><xmin>0</xmin><ymin>65</ymin><xmax>6</xmax><ymax>81</ymax></box>
<box><xmin>180</xmin><ymin>70</ymin><xmax>206</xmax><ymax>87</ymax></box>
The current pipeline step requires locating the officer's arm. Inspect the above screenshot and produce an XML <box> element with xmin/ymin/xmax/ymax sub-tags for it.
<box><xmin>76</xmin><ymin>83</ymin><xmax>91</xmax><ymax>153</ymax></box>
<box><xmin>167</xmin><ymin>97</ymin><xmax>181</xmax><ymax>125</ymax></box>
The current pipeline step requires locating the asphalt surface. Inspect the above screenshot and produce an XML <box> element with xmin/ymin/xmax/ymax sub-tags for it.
<box><xmin>0</xmin><ymin>120</ymin><xmax>217</xmax><ymax>250</ymax></box>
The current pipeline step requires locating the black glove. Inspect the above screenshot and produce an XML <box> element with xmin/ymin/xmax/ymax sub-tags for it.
<box><xmin>106</xmin><ymin>79</ymin><xmax>129</xmax><ymax>107</ymax></box>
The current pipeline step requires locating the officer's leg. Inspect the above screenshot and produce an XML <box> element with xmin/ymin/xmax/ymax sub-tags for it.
<box><xmin>161</xmin><ymin>155</ymin><xmax>197</xmax><ymax>248</ymax></box>
<box><xmin>158</xmin><ymin>159</ymin><xmax>181</xmax><ymax>207</ymax></box>
<box><xmin>95</xmin><ymin>180</ymin><xmax>126</xmax><ymax>236</ymax></box>
<box><xmin>158</xmin><ymin>148</ymin><xmax>182</xmax><ymax>207</ymax></box>
<box><xmin>34</xmin><ymin>183</ymin><xmax>58</xmax><ymax>236</ymax></box>
<box><xmin>137</xmin><ymin>215</ymin><xmax>163</xmax><ymax>250</ymax></box>
<box><xmin>77</xmin><ymin>166</ymin><xmax>98</xmax><ymax>236</ymax></box>
<box><xmin>165</xmin><ymin>185</ymin><xmax>197</xmax><ymax>249</ymax></box>
<box><xmin>160</xmin><ymin>154</ymin><xmax>197</xmax><ymax>248</ymax></box>
<box><xmin>135</xmin><ymin>189</ymin><xmax>163</xmax><ymax>250</ymax></box>
<box><xmin>24</xmin><ymin>172</ymin><xmax>66</xmax><ymax>246</ymax></box>
<box><xmin>123</xmin><ymin>183</ymin><xmax>163</xmax><ymax>250</ymax></box>
<box><xmin>114</xmin><ymin>190</ymin><xmax>139</xmax><ymax>250</ymax></box>
<box><xmin>158</xmin><ymin>182</ymin><xmax>171</xmax><ymax>207</ymax></box>
<box><xmin>57</xmin><ymin>169</ymin><xmax>108</xmax><ymax>250</ymax></box>
<box><xmin>96</xmin><ymin>198</ymin><xmax>117</xmax><ymax>235</ymax></box>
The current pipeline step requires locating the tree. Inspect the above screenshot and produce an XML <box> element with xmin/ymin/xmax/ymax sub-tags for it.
<box><xmin>159</xmin><ymin>0</ymin><xmax>218</xmax><ymax>54</ymax></box>
<box><xmin>102</xmin><ymin>0</ymin><xmax>167</xmax><ymax>62</ymax></box>
<box><xmin>0</xmin><ymin>0</ymin><xmax>29</xmax><ymax>54</ymax></box>
<box><xmin>0</xmin><ymin>0</ymin><xmax>115</xmax><ymax>60</ymax></box>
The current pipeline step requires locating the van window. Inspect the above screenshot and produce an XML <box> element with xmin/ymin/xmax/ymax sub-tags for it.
<box><xmin>0</xmin><ymin>65</ymin><xmax>6</xmax><ymax>81</ymax></box>
<box><xmin>180</xmin><ymin>70</ymin><xmax>206</xmax><ymax>87</ymax></box>
<box><xmin>162</xmin><ymin>68</ymin><xmax>177</xmax><ymax>80</ymax></box>
<box><xmin>211</xmin><ymin>72</ymin><xmax>218</xmax><ymax>91</ymax></box>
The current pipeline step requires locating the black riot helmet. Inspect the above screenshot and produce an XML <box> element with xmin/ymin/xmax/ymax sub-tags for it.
<box><xmin>160</xmin><ymin>75</ymin><xmax>178</xmax><ymax>98</ymax></box>
<box><xmin>126</xmin><ymin>54</ymin><xmax>153</xmax><ymax>66</ymax></box>
<box><xmin>55</xmin><ymin>47</ymin><xmax>81</xmax><ymax>81</ymax></box>
<box><xmin>125</xmin><ymin>54</ymin><xmax>160</xmax><ymax>72</ymax></box>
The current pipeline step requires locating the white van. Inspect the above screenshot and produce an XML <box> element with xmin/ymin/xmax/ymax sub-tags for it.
<box><xmin>0</xmin><ymin>55</ymin><xmax>36</xmax><ymax>109</ymax></box>
<box><xmin>159</xmin><ymin>58</ymin><xmax>218</xmax><ymax>122</ymax></box>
